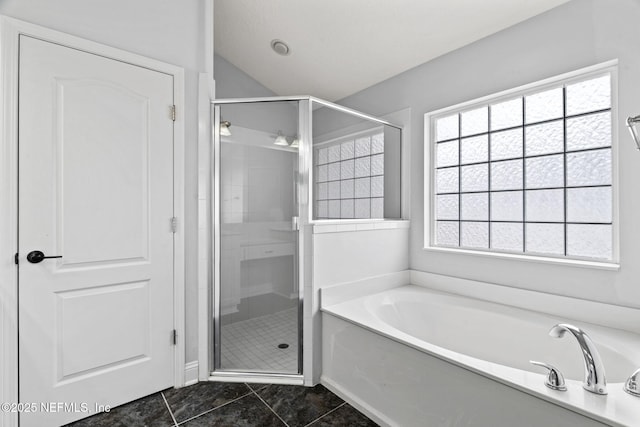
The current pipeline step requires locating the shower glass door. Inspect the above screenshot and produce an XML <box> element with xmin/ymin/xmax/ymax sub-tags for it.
<box><xmin>214</xmin><ymin>100</ymin><xmax>301</xmax><ymax>375</ymax></box>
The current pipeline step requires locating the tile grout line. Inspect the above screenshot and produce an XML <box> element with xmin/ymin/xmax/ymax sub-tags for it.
<box><xmin>160</xmin><ymin>392</ymin><xmax>179</xmax><ymax>427</ymax></box>
<box><xmin>172</xmin><ymin>389</ymin><xmax>255</xmax><ymax>426</ymax></box>
<box><xmin>245</xmin><ymin>382</ymin><xmax>269</xmax><ymax>393</ymax></box>
<box><xmin>252</xmin><ymin>390</ymin><xmax>291</xmax><ymax>427</ymax></box>
<box><xmin>303</xmin><ymin>402</ymin><xmax>346</xmax><ymax>427</ymax></box>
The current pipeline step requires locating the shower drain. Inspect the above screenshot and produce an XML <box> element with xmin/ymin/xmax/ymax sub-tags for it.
<box><xmin>277</xmin><ymin>343</ymin><xmax>289</xmax><ymax>349</ymax></box>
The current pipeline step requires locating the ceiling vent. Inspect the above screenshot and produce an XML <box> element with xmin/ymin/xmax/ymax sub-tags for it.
<box><xmin>270</xmin><ymin>39</ymin><xmax>290</xmax><ymax>56</ymax></box>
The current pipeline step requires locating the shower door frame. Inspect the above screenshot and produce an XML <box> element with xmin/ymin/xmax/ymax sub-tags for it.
<box><xmin>203</xmin><ymin>95</ymin><xmax>403</xmax><ymax>386</ymax></box>
<box><xmin>209</xmin><ymin>96</ymin><xmax>310</xmax><ymax>385</ymax></box>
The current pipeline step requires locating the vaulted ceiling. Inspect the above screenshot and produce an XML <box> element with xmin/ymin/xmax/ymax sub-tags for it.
<box><xmin>214</xmin><ymin>0</ymin><xmax>570</xmax><ymax>101</ymax></box>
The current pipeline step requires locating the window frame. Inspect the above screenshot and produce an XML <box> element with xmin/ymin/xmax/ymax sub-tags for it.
<box><xmin>423</xmin><ymin>60</ymin><xmax>619</xmax><ymax>269</ymax></box>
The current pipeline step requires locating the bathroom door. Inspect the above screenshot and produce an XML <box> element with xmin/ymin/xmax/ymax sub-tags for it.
<box><xmin>17</xmin><ymin>36</ymin><xmax>175</xmax><ymax>426</ymax></box>
<box><xmin>214</xmin><ymin>100</ymin><xmax>301</xmax><ymax>375</ymax></box>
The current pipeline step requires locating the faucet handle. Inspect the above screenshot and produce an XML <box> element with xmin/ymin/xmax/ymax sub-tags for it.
<box><xmin>530</xmin><ymin>360</ymin><xmax>567</xmax><ymax>391</ymax></box>
<box><xmin>624</xmin><ymin>368</ymin><xmax>640</xmax><ymax>397</ymax></box>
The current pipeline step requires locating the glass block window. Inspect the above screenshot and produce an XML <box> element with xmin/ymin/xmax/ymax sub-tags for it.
<box><xmin>429</xmin><ymin>70</ymin><xmax>614</xmax><ymax>261</ymax></box>
<box><xmin>315</xmin><ymin>131</ymin><xmax>384</xmax><ymax>219</ymax></box>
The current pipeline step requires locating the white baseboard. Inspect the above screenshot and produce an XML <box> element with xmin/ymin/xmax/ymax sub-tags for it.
<box><xmin>273</xmin><ymin>290</ymin><xmax>298</xmax><ymax>300</ymax></box>
<box><xmin>221</xmin><ymin>304</ymin><xmax>239</xmax><ymax>316</ymax></box>
<box><xmin>184</xmin><ymin>361</ymin><xmax>199</xmax><ymax>386</ymax></box>
<box><xmin>241</xmin><ymin>282</ymin><xmax>273</xmax><ymax>298</ymax></box>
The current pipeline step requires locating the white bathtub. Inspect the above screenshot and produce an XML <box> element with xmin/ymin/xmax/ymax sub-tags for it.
<box><xmin>321</xmin><ymin>284</ymin><xmax>640</xmax><ymax>427</ymax></box>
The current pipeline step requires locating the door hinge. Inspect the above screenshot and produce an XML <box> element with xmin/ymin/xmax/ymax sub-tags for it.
<box><xmin>170</xmin><ymin>217</ymin><xmax>178</xmax><ymax>233</ymax></box>
<box><xmin>171</xmin><ymin>105</ymin><xmax>176</xmax><ymax>121</ymax></box>
<box><xmin>292</xmin><ymin>216</ymin><xmax>300</xmax><ymax>231</ymax></box>
<box><xmin>172</xmin><ymin>329</ymin><xmax>177</xmax><ymax>345</ymax></box>
<box><xmin>14</xmin><ymin>253</ymin><xmax>18</xmax><ymax>265</ymax></box>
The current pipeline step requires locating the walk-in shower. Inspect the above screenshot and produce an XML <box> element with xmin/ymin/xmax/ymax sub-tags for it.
<box><xmin>208</xmin><ymin>96</ymin><xmax>402</xmax><ymax>384</ymax></box>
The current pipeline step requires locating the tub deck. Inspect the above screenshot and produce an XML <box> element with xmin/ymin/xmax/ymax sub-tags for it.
<box><xmin>321</xmin><ymin>284</ymin><xmax>640</xmax><ymax>427</ymax></box>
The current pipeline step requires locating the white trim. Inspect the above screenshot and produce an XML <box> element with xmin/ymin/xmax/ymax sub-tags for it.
<box><xmin>424</xmin><ymin>60</ymin><xmax>618</xmax><ymax>268</ymax></box>
<box><xmin>184</xmin><ymin>361</ymin><xmax>199</xmax><ymax>387</ymax></box>
<box><xmin>204</xmin><ymin>0</ymin><xmax>215</xmax><ymax>99</ymax></box>
<box><xmin>208</xmin><ymin>373</ymin><xmax>304</xmax><ymax>386</ymax></box>
<box><xmin>312</xmin><ymin>219</ymin><xmax>410</xmax><ymax>234</ymax></box>
<box><xmin>197</xmin><ymin>0</ymin><xmax>214</xmax><ymax>380</ymax></box>
<box><xmin>610</xmin><ymin>65</ymin><xmax>621</xmax><ymax>265</ymax></box>
<box><xmin>422</xmin><ymin>246</ymin><xmax>619</xmax><ymax>271</ymax></box>
<box><xmin>427</xmin><ymin>59</ymin><xmax>619</xmax><ymax>118</ymax></box>
<box><xmin>197</xmin><ymin>74</ymin><xmax>212</xmax><ymax>381</ymax></box>
<box><xmin>172</xmin><ymin>61</ymin><xmax>187</xmax><ymax>390</ymax></box>
<box><xmin>0</xmin><ymin>18</ymin><xmax>187</xmax><ymax>424</ymax></box>
<box><xmin>424</xmin><ymin>113</ymin><xmax>434</xmax><ymax>250</ymax></box>
<box><xmin>0</xmin><ymin>15</ymin><xmax>20</xmax><ymax>427</ymax></box>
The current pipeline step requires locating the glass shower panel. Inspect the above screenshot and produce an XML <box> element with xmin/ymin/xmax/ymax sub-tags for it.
<box><xmin>216</xmin><ymin>101</ymin><xmax>300</xmax><ymax>374</ymax></box>
<box><xmin>311</xmin><ymin>101</ymin><xmax>401</xmax><ymax>220</ymax></box>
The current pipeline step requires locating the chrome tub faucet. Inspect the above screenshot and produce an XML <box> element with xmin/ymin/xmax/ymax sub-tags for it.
<box><xmin>624</xmin><ymin>368</ymin><xmax>640</xmax><ymax>397</ymax></box>
<box><xmin>549</xmin><ymin>323</ymin><xmax>607</xmax><ymax>395</ymax></box>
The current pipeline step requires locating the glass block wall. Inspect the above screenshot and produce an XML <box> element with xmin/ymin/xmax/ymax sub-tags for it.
<box><xmin>432</xmin><ymin>73</ymin><xmax>613</xmax><ymax>260</ymax></box>
<box><xmin>315</xmin><ymin>132</ymin><xmax>384</xmax><ymax>219</ymax></box>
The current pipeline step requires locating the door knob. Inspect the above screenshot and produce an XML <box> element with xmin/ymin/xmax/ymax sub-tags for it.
<box><xmin>26</xmin><ymin>250</ymin><xmax>63</xmax><ymax>264</ymax></box>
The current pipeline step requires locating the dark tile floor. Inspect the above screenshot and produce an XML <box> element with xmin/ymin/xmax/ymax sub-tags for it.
<box><xmin>66</xmin><ymin>382</ymin><xmax>378</xmax><ymax>426</ymax></box>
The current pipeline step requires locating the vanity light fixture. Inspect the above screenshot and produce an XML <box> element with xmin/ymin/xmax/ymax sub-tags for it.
<box><xmin>627</xmin><ymin>115</ymin><xmax>640</xmax><ymax>150</ymax></box>
<box><xmin>274</xmin><ymin>131</ymin><xmax>289</xmax><ymax>146</ymax></box>
<box><xmin>290</xmin><ymin>136</ymin><xmax>299</xmax><ymax>148</ymax></box>
<box><xmin>220</xmin><ymin>120</ymin><xmax>232</xmax><ymax>136</ymax></box>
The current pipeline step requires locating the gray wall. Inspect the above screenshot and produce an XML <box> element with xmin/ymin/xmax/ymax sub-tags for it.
<box><xmin>215</xmin><ymin>54</ymin><xmax>276</xmax><ymax>98</ymax></box>
<box><xmin>215</xmin><ymin>54</ymin><xmax>297</xmax><ymax>136</ymax></box>
<box><xmin>334</xmin><ymin>0</ymin><xmax>640</xmax><ymax>309</ymax></box>
<box><xmin>0</xmin><ymin>0</ymin><xmax>207</xmax><ymax>363</ymax></box>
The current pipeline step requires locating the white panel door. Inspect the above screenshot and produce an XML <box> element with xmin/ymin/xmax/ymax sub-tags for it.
<box><xmin>18</xmin><ymin>36</ymin><xmax>175</xmax><ymax>427</ymax></box>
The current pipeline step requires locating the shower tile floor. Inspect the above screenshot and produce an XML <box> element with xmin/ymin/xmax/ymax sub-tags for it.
<box><xmin>66</xmin><ymin>382</ymin><xmax>378</xmax><ymax>426</ymax></box>
<box><xmin>221</xmin><ymin>307</ymin><xmax>298</xmax><ymax>373</ymax></box>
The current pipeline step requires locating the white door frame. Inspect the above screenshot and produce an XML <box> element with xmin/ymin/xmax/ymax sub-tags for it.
<box><xmin>0</xmin><ymin>16</ymin><xmax>186</xmax><ymax>427</ymax></box>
